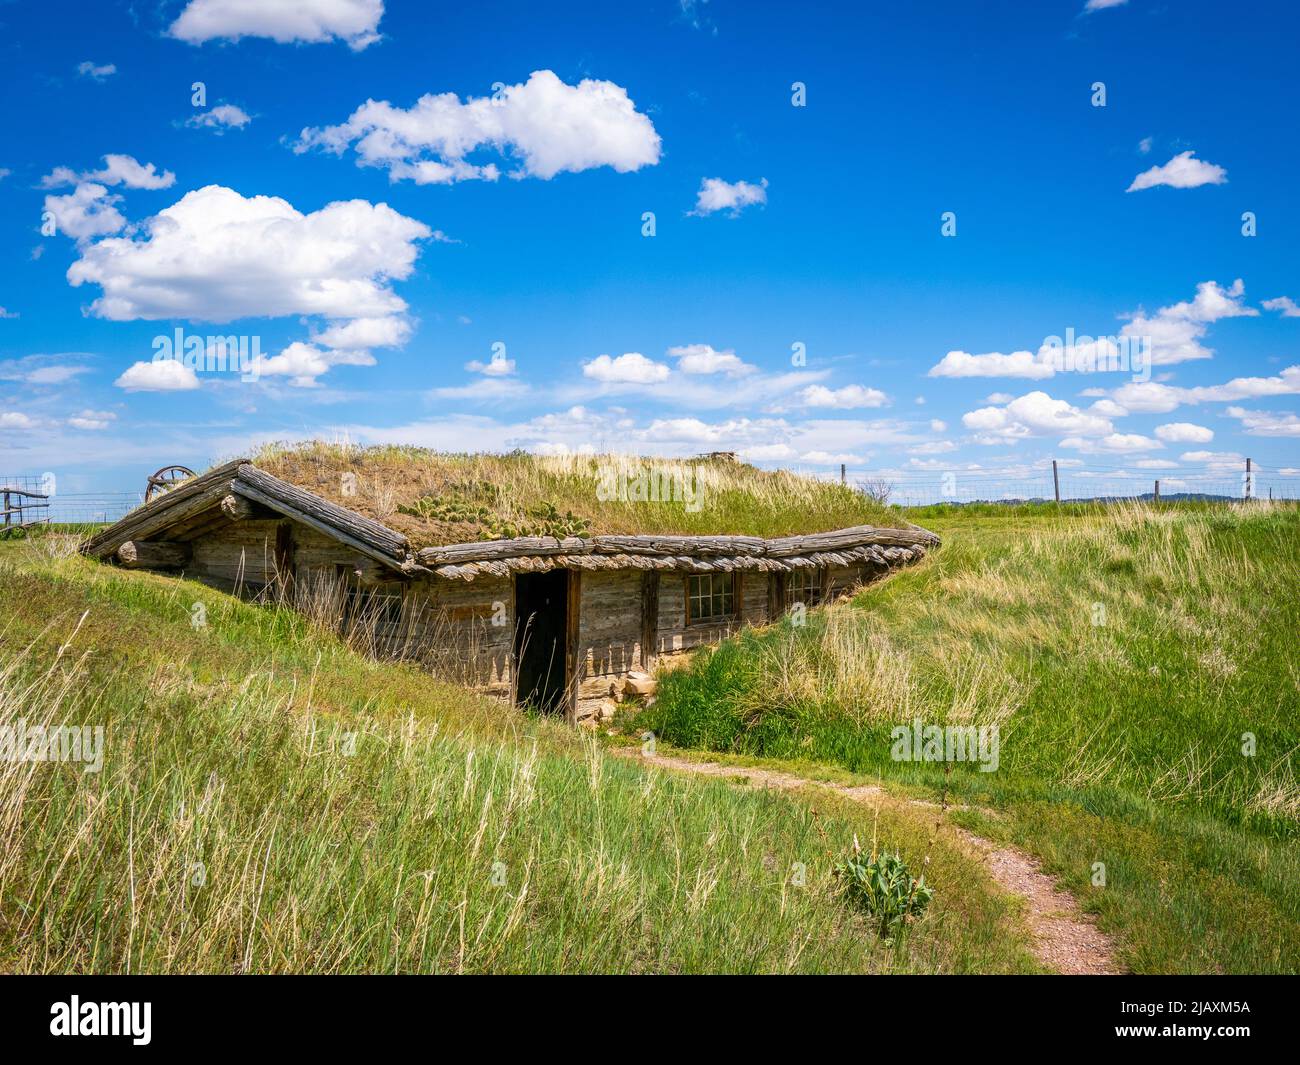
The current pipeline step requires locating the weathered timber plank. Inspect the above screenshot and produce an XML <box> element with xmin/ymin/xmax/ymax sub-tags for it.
<box><xmin>85</xmin><ymin>480</ymin><xmax>234</xmax><ymax>558</ymax></box>
<box><xmin>234</xmin><ymin>464</ymin><xmax>407</xmax><ymax>559</ymax></box>
<box><xmin>81</xmin><ymin>460</ymin><xmax>245</xmax><ymax>556</ymax></box>
<box><xmin>416</xmin><ymin>523</ymin><xmax>937</xmax><ymax>569</ymax></box>
<box><xmin>116</xmin><ymin>540</ymin><xmax>191</xmax><ymax>568</ymax></box>
<box><xmin>231</xmin><ymin>479</ymin><xmax>408</xmax><ymax>573</ymax></box>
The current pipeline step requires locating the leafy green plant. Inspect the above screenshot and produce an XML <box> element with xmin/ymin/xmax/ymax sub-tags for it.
<box><xmin>487</xmin><ymin>501</ymin><xmax>590</xmax><ymax>540</ymax></box>
<box><xmin>834</xmin><ymin>843</ymin><xmax>933</xmax><ymax>941</ymax></box>
<box><xmin>399</xmin><ymin>493</ymin><xmax>590</xmax><ymax>539</ymax></box>
<box><xmin>398</xmin><ymin>496</ymin><xmax>492</xmax><ymax>523</ymax></box>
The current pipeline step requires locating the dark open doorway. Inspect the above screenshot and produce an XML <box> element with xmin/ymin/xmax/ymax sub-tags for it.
<box><xmin>513</xmin><ymin>570</ymin><xmax>570</xmax><ymax>714</ymax></box>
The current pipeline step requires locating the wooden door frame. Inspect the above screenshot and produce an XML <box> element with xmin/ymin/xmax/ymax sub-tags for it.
<box><xmin>564</xmin><ymin>570</ymin><xmax>581</xmax><ymax>724</ymax></box>
<box><xmin>511</xmin><ymin>568</ymin><xmax>579</xmax><ymax>720</ymax></box>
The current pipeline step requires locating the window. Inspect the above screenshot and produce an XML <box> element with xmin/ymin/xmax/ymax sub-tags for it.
<box><xmin>787</xmin><ymin>567</ymin><xmax>824</xmax><ymax>608</ymax></box>
<box><xmin>686</xmin><ymin>572</ymin><xmax>737</xmax><ymax>625</ymax></box>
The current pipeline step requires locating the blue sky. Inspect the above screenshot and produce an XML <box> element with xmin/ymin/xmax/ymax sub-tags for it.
<box><xmin>2</xmin><ymin>0</ymin><xmax>1299</xmax><ymax>503</ymax></box>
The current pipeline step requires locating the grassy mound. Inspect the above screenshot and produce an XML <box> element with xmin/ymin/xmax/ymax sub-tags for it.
<box><xmin>247</xmin><ymin>440</ymin><xmax>905</xmax><ymax>546</ymax></box>
<box><xmin>637</xmin><ymin>502</ymin><xmax>1300</xmax><ymax>973</ymax></box>
<box><xmin>0</xmin><ymin>535</ymin><xmax>1029</xmax><ymax>974</ymax></box>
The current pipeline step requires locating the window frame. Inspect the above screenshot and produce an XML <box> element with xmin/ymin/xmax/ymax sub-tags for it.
<box><xmin>787</xmin><ymin>567</ymin><xmax>825</xmax><ymax>608</ymax></box>
<box><xmin>685</xmin><ymin>571</ymin><xmax>740</xmax><ymax>626</ymax></box>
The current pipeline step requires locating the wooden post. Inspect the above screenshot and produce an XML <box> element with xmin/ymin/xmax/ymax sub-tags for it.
<box><xmin>565</xmin><ymin>570</ymin><xmax>582</xmax><ymax>725</ymax></box>
<box><xmin>1246</xmin><ymin>457</ymin><xmax>1253</xmax><ymax>500</ymax></box>
<box><xmin>640</xmin><ymin>571</ymin><xmax>659</xmax><ymax>669</ymax></box>
<box><xmin>274</xmin><ymin>522</ymin><xmax>295</xmax><ymax>600</ymax></box>
<box><xmin>840</xmin><ymin>463</ymin><xmax>846</xmax><ymax>485</ymax></box>
<box><xmin>1154</xmin><ymin>479</ymin><xmax>1160</xmax><ymax>504</ymax></box>
<box><xmin>767</xmin><ymin>571</ymin><xmax>787</xmax><ymax>620</ymax></box>
<box><xmin>1052</xmin><ymin>460</ymin><xmax>1060</xmax><ymax>503</ymax></box>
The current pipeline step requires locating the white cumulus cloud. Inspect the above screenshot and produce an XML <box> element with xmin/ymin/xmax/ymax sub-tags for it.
<box><xmin>67</xmin><ymin>184</ymin><xmax>430</xmax><ymax>323</ymax></box>
<box><xmin>297</xmin><ymin>70</ymin><xmax>661</xmax><ymax>184</ymax></box>
<box><xmin>928</xmin><ymin>349</ymin><xmax>1055</xmax><ymax>380</ymax></box>
<box><xmin>187</xmin><ymin>104</ymin><xmax>252</xmax><ymax>132</ymax></box>
<box><xmin>930</xmin><ymin>279</ymin><xmax>1258</xmax><ymax>376</ymax></box>
<box><xmin>1109</xmin><ymin>365</ymin><xmax>1300</xmax><ymax>412</ymax></box>
<box><xmin>1154</xmin><ymin>422</ymin><xmax>1214</xmax><ymax>443</ymax></box>
<box><xmin>43</xmin><ymin>154</ymin><xmax>176</xmax><ymax>191</ymax></box>
<box><xmin>689</xmin><ymin>177</ymin><xmax>768</xmax><ymax>217</ymax></box>
<box><xmin>168</xmin><ymin>0</ymin><xmax>384</xmax><ymax>50</ymax></box>
<box><xmin>1060</xmin><ymin>433</ymin><xmax>1161</xmax><ymax>454</ymax></box>
<box><xmin>667</xmin><ymin>343</ymin><xmax>755</xmax><ymax>376</ymax></box>
<box><xmin>43</xmin><ymin>183</ymin><xmax>126</xmax><ymax>241</ymax></box>
<box><xmin>1262</xmin><ymin>296</ymin><xmax>1300</xmax><ymax>317</ymax></box>
<box><xmin>115</xmin><ymin>359</ymin><xmax>201</xmax><ymax>392</ymax></box>
<box><xmin>1226</xmin><ymin>406</ymin><xmax>1300</xmax><ymax>437</ymax></box>
<box><xmin>799</xmin><ymin>384</ymin><xmax>889</xmax><ymax>409</ymax></box>
<box><xmin>252</xmin><ymin>341</ymin><xmax>375</xmax><ymax>388</ymax></box>
<box><xmin>582</xmin><ymin>352</ymin><xmax>670</xmax><ymax>384</ymax></box>
<box><xmin>465</xmin><ymin>352</ymin><xmax>516</xmax><ymax>376</ymax></box>
<box><xmin>963</xmin><ymin>390</ymin><xmax>1113</xmax><ymax>443</ymax></box>
<box><xmin>1127</xmin><ymin>150</ymin><xmax>1227</xmax><ymax>192</ymax></box>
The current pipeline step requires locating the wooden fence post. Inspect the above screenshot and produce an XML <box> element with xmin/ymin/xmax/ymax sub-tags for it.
<box><xmin>1052</xmin><ymin>460</ymin><xmax>1060</xmax><ymax>503</ymax></box>
<box><xmin>1154</xmin><ymin>479</ymin><xmax>1160</xmax><ymax>504</ymax></box>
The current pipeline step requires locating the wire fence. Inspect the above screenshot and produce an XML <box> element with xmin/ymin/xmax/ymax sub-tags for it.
<box><xmin>0</xmin><ymin>475</ymin><xmax>51</xmax><ymax>532</ymax></box>
<box><xmin>3</xmin><ymin>457</ymin><xmax>1297</xmax><ymax>535</ymax></box>
<box><xmin>795</xmin><ymin>459</ymin><xmax>1300</xmax><ymax>509</ymax></box>
<box><xmin>0</xmin><ymin>476</ymin><xmax>142</xmax><ymax>530</ymax></box>
<box><xmin>45</xmin><ymin>493</ymin><xmax>145</xmax><ymax>525</ymax></box>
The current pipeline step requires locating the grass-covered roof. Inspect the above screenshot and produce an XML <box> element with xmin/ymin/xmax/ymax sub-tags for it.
<box><xmin>248</xmin><ymin>441</ymin><xmax>905</xmax><ymax>549</ymax></box>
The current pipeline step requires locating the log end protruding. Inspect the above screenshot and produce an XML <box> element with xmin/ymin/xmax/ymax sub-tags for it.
<box><xmin>220</xmin><ymin>493</ymin><xmax>256</xmax><ymax>522</ymax></box>
<box><xmin>116</xmin><ymin>540</ymin><xmax>191</xmax><ymax>569</ymax></box>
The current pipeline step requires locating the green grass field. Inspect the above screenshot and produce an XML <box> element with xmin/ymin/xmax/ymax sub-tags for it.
<box><xmin>5</xmin><ymin>500</ymin><xmax>1294</xmax><ymax>973</ymax></box>
<box><xmin>636</xmin><ymin>501</ymin><xmax>1300</xmax><ymax>973</ymax></box>
<box><xmin>0</xmin><ymin>534</ymin><xmax>1032</xmax><ymax>974</ymax></box>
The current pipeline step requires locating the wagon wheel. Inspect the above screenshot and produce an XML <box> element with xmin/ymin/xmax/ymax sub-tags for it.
<box><xmin>145</xmin><ymin>464</ymin><xmax>196</xmax><ymax>503</ymax></box>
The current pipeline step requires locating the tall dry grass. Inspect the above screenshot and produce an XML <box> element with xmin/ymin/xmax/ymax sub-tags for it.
<box><xmin>245</xmin><ymin>440</ymin><xmax>904</xmax><ymax>544</ymax></box>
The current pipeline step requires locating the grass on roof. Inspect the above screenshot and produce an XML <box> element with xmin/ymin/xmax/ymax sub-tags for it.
<box><xmin>246</xmin><ymin>441</ymin><xmax>906</xmax><ymax>547</ymax></box>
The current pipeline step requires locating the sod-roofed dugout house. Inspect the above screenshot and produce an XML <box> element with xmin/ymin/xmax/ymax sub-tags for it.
<box><xmin>81</xmin><ymin>447</ymin><xmax>939</xmax><ymax>724</ymax></box>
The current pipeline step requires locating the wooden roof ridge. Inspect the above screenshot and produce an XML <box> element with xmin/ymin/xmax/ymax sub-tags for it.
<box><xmin>231</xmin><ymin>463</ymin><xmax>408</xmax><ymax>563</ymax></box>
<box><xmin>82</xmin><ymin>460</ymin><xmax>938</xmax><ymax>578</ymax></box>
<box><xmin>416</xmin><ymin>521</ymin><xmax>940</xmax><ymax>567</ymax></box>
<box><xmin>80</xmin><ymin>458</ymin><xmax>248</xmax><ymax>559</ymax></box>
<box><xmin>81</xmin><ymin>459</ymin><xmax>413</xmax><ymax>569</ymax></box>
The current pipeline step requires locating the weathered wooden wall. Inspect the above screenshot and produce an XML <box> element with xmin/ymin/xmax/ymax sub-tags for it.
<box><xmin>575</xmin><ymin>570</ymin><xmax>644</xmax><ymax>705</ymax></box>
<box><xmin>167</xmin><ymin>513</ymin><xmax>893</xmax><ymax>723</ymax></box>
